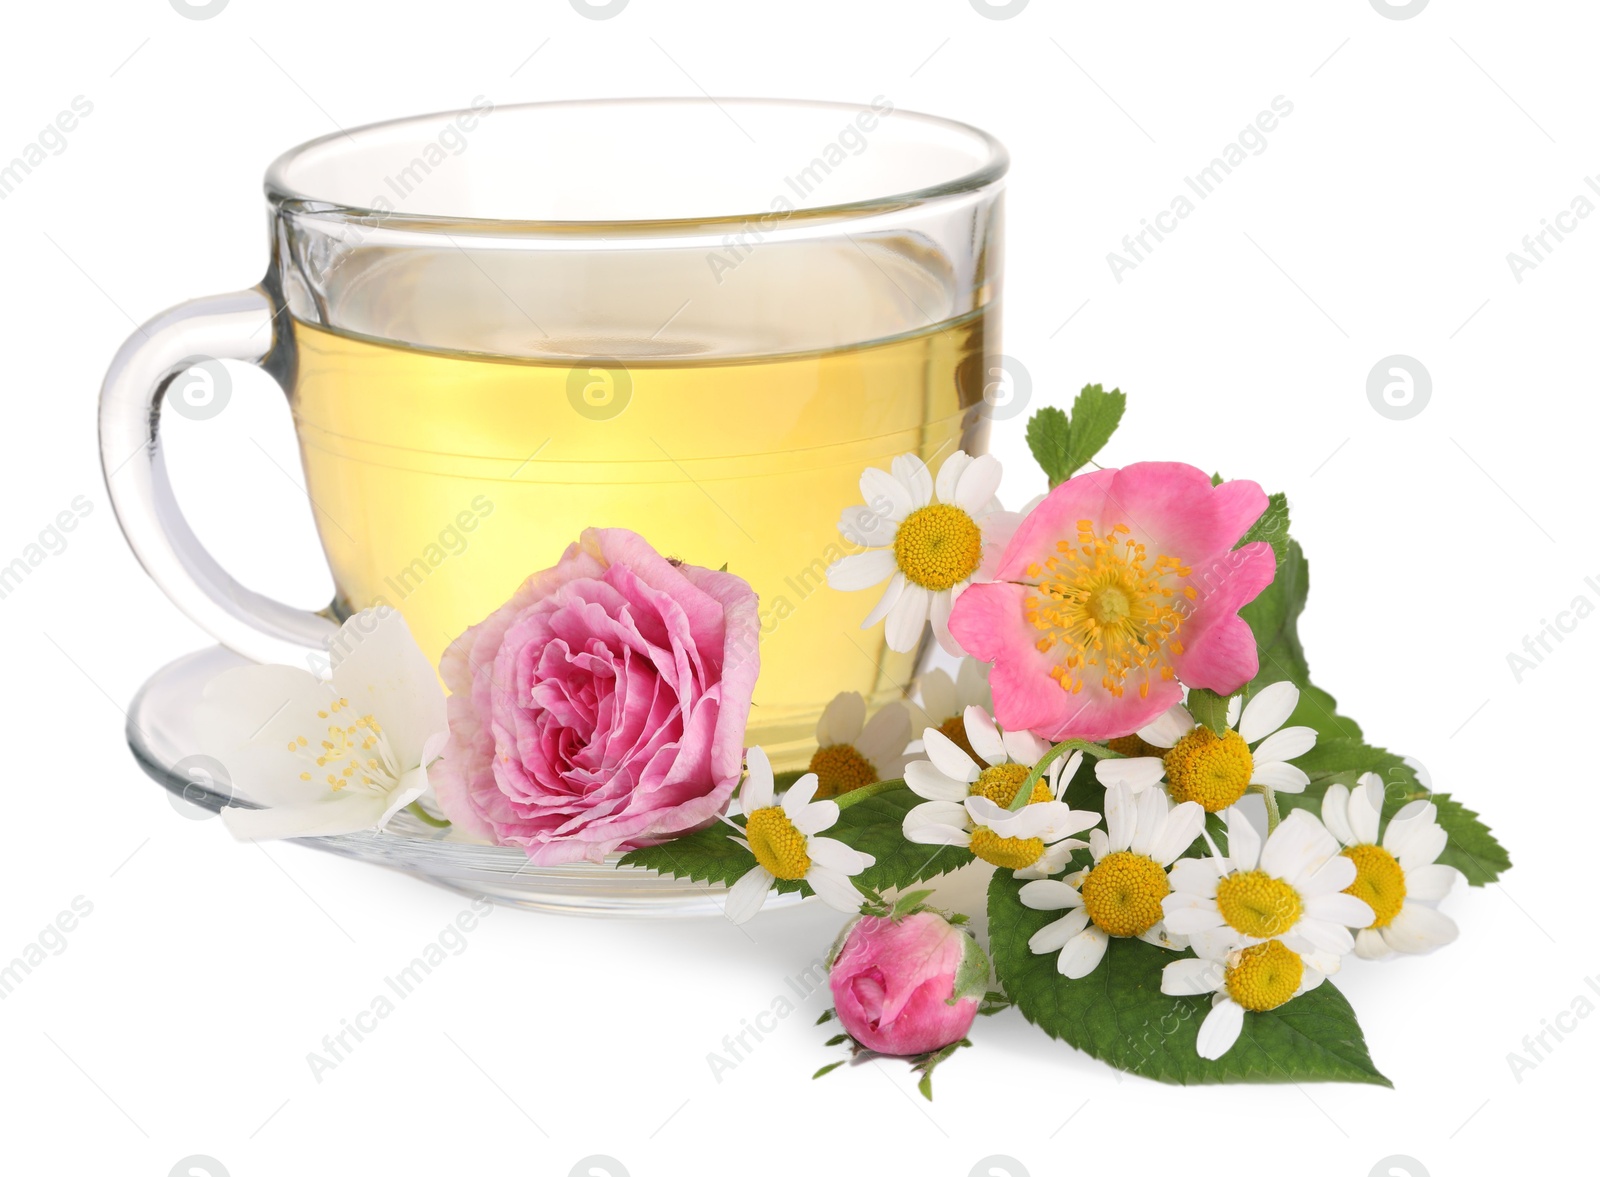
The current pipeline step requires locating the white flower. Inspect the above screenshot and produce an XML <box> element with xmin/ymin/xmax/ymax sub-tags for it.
<box><xmin>1095</xmin><ymin>682</ymin><xmax>1318</xmax><ymax>813</ymax></box>
<box><xmin>723</xmin><ymin>747</ymin><xmax>875</xmax><ymax>924</ymax></box>
<box><xmin>808</xmin><ymin>691</ymin><xmax>912</xmax><ymax>798</ymax></box>
<box><xmin>914</xmin><ymin>657</ymin><xmax>993</xmax><ymax>739</ymax></box>
<box><xmin>1020</xmin><ymin>783</ymin><xmax>1205</xmax><ymax>978</ymax></box>
<box><xmin>1161</xmin><ymin>938</ymin><xmax>1342</xmax><ymax>1060</ymax></box>
<box><xmin>827</xmin><ymin>450</ymin><xmax>1019</xmax><ymax>655</ymax></box>
<box><xmin>205</xmin><ymin>608</ymin><xmax>447</xmax><ymax>840</ymax></box>
<box><xmin>1322</xmin><ymin>773</ymin><xmax>1460</xmax><ymax>960</ymax></box>
<box><xmin>903</xmin><ymin>709</ymin><xmax>1099</xmax><ymax>879</ymax></box>
<box><xmin>1162</xmin><ymin>806</ymin><xmax>1376</xmax><ymax>958</ymax></box>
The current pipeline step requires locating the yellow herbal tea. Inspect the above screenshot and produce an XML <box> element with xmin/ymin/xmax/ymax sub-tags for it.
<box><xmin>287</xmin><ymin>239</ymin><xmax>992</xmax><ymax>763</ymax></box>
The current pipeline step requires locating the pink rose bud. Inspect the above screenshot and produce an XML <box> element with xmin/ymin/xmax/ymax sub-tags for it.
<box><xmin>828</xmin><ymin>910</ymin><xmax>988</xmax><ymax>1056</ymax></box>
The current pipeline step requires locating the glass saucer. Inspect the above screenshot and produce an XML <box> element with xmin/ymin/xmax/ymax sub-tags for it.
<box><xmin>126</xmin><ymin>646</ymin><xmax>802</xmax><ymax>917</ymax></box>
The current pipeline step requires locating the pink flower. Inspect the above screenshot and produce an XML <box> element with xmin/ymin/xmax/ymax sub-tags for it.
<box><xmin>433</xmin><ymin>528</ymin><xmax>760</xmax><ymax>864</ymax></box>
<box><xmin>829</xmin><ymin>911</ymin><xmax>985</xmax><ymax>1056</ymax></box>
<box><xmin>948</xmin><ymin>462</ymin><xmax>1274</xmax><ymax>742</ymax></box>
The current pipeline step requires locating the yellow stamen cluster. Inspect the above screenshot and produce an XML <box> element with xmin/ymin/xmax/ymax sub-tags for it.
<box><xmin>1215</xmin><ymin>870</ymin><xmax>1303</xmax><ymax>939</ymax></box>
<box><xmin>935</xmin><ymin>715</ymin><xmax>977</xmax><ymax>760</ymax></box>
<box><xmin>745</xmin><ymin>806</ymin><xmax>811</xmax><ymax>880</ymax></box>
<box><xmin>1024</xmin><ymin>520</ymin><xmax>1191</xmax><ymax>700</ymax></box>
<box><xmin>1163</xmin><ymin>728</ymin><xmax>1255</xmax><ymax>812</ymax></box>
<box><xmin>893</xmin><ymin>504</ymin><xmax>984</xmax><ymax>591</ymax></box>
<box><xmin>968</xmin><ymin>827</ymin><xmax>1044</xmax><ymax>870</ymax></box>
<box><xmin>1107</xmin><ymin>732</ymin><xmax>1162</xmax><ymax>759</ymax></box>
<box><xmin>809</xmin><ymin>744</ymin><xmax>878</xmax><ymax>799</ymax></box>
<box><xmin>969</xmin><ymin>763</ymin><xmax>1051</xmax><ymax>808</ymax></box>
<box><xmin>287</xmin><ymin>697</ymin><xmax>388</xmax><ymax>792</ymax></box>
<box><xmin>1342</xmin><ymin>844</ymin><xmax>1407</xmax><ymax>928</ymax></box>
<box><xmin>1224</xmin><ymin>940</ymin><xmax>1304</xmax><ymax>1012</ymax></box>
<box><xmin>1081</xmin><ymin>850</ymin><xmax>1170</xmax><ymax>937</ymax></box>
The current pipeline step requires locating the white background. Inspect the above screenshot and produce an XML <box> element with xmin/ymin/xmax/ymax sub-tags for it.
<box><xmin>0</xmin><ymin>1</ymin><xmax>1589</xmax><ymax>1174</ymax></box>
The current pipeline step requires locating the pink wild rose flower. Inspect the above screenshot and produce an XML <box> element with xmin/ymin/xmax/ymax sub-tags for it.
<box><xmin>948</xmin><ymin>462</ymin><xmax>1275</xmax><ymax>742</ymax></box>
<box><xmin>433</xmin><ymin>528</ymin><xmax>760</xmax><ymax>864</ymax></box>
<box><xmin>829</xmin><ymin>911</ymin><xmax>983</xmax><ymax>1056</ymax></box>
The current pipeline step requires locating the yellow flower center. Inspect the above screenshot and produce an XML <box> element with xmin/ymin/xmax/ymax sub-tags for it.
<box><xmin>968</xmin><ymin>827</ymin><xmax>1045</xmax><ymax>870</ymax></box>
<box><xmin>1023</xmin><ymin>521</ymin><xmax>1191</xmax><ymax>700</ymax></box>
<box><xmin>1107</xmin><ymin>732</ymin><xmax>1161</xmax><ymax>758</ymax></box>
<box><xmin>286</xmin><ymin>696</ymin><xmax>392</xmax><ymax>793</ymax></box>
<box><xmin>1163</xmin><ymin>728</ymin><xmax>1254</xmax><ymax>812</ymax></box>
<box><xmin>1341</xmin><ymin>844</ymin><xmax>1407</xmax><ymax>928</ymax></box>
<box><xmin>808</xmin><ymin>744</ymin><xmax>879</xmax><ymax>799</ymax></box>
<box><xmin>1224</xmin><ymin>940</ymin><xmax>1304</xmax><ymax>1012</ymax></box>
<box><xmin>968</xmin><ymin>763</ymin><xmax>1052</xmax><ymax>808</ymax></box>
<box><xmin>744</xmin><ymin>806</ymin><xmax>811</xmax><ymax>880</ymax></box>
<box><xmin>1215</xmin><ymin>870</ymin><xmax>1303</xmax><ymax>939</ymax></box>
<box><xmin>1080</xmin><ymin>850</ymin><xmax>1170</xmax><ymax>937</ymax></box>
<box><xmin>893</xmin><ymin>503</ymin><xmax>984</xmax><ymax>591</ymax></box>
<box><xmin>935</xmin><ymin>715</ymin><xmax>977</xmax><ymax>760</ymax></box>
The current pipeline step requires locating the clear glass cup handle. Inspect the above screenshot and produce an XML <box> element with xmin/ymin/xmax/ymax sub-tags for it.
<box><xmin>99</xmin><ymin>287</ymin><xmax>339</xmax><ymax>672</ymax></box>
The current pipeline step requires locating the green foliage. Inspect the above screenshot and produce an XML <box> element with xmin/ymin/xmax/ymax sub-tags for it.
<box><xmin>1025</xmin><ymin>384</ymin><xmax>1126</xmax><ymax>487</ymax></box>
<box><xmin>986</xmin><ymin>872</ymin><xmax>1391</xmax><ymax>1086</ymax></box>
<box><xmin>1185</xmin><ymin>688</ymin><xmax>1234</xmax><ymax>737</ymax></box>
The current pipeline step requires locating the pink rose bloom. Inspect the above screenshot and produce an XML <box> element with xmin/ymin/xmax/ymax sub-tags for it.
<box><xmin>829</xmin><ymin>912</ymin><xmax>986</xmax><ymax>1056</ymax></box>
<box><xmin>433</xmin><ymin>528</ymin><xmax>760</xmax><ymax>864</ymax></box>
<box><xmin>949</xmin><ymin>462</ymin><xmax>1274</xmax><ymax>742</ymax></box>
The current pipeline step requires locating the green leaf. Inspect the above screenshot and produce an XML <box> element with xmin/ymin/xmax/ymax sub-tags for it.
<box><xmin>813</xmin><ymin>1061</ymin><xmax>846</xmax><ymax>1080</ymax></box>
<box><xmin>834</xmin><ymin>785</ymin><xmax>973</xmax><ymax>893</ymax></box>
<box><xmin>1185</xmin><ymin>688</ymin><xmax>1233</xmax><ymax>737</ymax></box>
<box><xmin>1237</xmin><ymin>500</ymin><xmax>1364</xmax><ymax>743</ymax></box>
<box><xmin>987</xmin><ymin>872</ymin><xmax>1391</xmax><ymax>1086</ymax></box>
<box><xmin>951</xmin><ymin>928</ymin><xmax>992</xmax><ymax>1004</ymax></box>
<box><xmin>1025</xmin><ymin>406</ymin><xmax>1073</xmax><ymax>485</ymax></box>
<box><xmin>1277</xmin><ymin>738</ymin><xmax>1511</xmax><ymax>886</ymax></box>
<box><xmin>1024</xmin><ymin>384</ymin><xmax>1127</xmax><ymax>487</ymax></box>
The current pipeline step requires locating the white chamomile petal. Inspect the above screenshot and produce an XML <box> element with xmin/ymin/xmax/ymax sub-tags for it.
<box><xmin>1029</xmin><ymin>908</ymin><xmax>1091</xmax><ymax>953</ymax></box>
<box><xmin>1251</xmin><ymin>726</ymin><xmax>1317</xmax><ymax>765</ymax></box>
<box><xmin>1139</xmin><ymin>704</ymin><xmax>1194</xmax><ymax>749</ymax></box>
<box><xmin>964</xmin><ymin>706</ymin><xmax>1008</xmax><ymax>767</ymax></box>
<box><xmin>860</xmin><ymin>465</ymin><xmax>914</xmax><ymax>522</ymax></box>
<box><xmin>740</xmin><ymin>746</ymin><xmax>776</xmax><ymax>815</ymax></box>
<box><xmin>905</xmin><ymin>761</ymin><xmax>968</xmax><ymax>803</ymax></box>
<box><xmin>723</xmin><ymin>866</ymin><xmax>774</xmax><ymax>924</ymax></box>
<box><xmin>1096</xmin><ymin>756</ymin><xmax>1166</xmax><ymax>792</ymax></box>
<box><xmin>884</xmin><ymin>584</ymin><xmax>932</xmax><ymax>652</ymax></box>
<box><xmin>924</xmin><ymin>727</ymin><xmax>981</xmax><ymax>784</ymax></box>
<box><xmin>826</xmin><ymin>548</ymin><xmax>898</xmax><ymax>593</ymax></box>
<box><xmin>1002</xmin><ymin>727</ymin><xmax>1052</xmax><ymax>769</ymax></box>
<box><xmin>933</xmin><ymin>449</ymin><xmax>973</xmax><ymax>504</ymax></box>
<box><xmin>861</xmin><ymin>572</ymin><xmax>907</xmax><ymax>629</ymax></box>
<box><xmin>1320</xmin><ymin>783</ymin><xmax>1354</xmax><ymax>845</ymax></box>
<box><xmin>1196</xmin><ymin>998</ymin><xmax>1246</xmax><ymax>1060</ymax></box>
<box><xmin>816</xmin><ymin>691</ymin><xmax>867</xmax><ymax>746</ymax></box>
<box><xmin>1057</xmin><ymin>926</ymin><xmax>1110</xmax><ymax>979</ymax></box>
<box><xmin>953</xmin><ymin>453</ymin><xmax>1004</xmax><ymax>514</ymax></box>
<box><xmin>1238</xmin><ymin>681</ymin><xmax>1299</xmax><ymax>744</ymax></box>
<box><xmin>1250</xmin><ymin>761</ymin><xmax>1309</xmax><ymax>793</ymax></box>
<box><xmin>806</xmin><ymin>865</ymin><xmax>867</xmax><ymax>913</ymax></box>
<box><xmin>891</xmin><ymin>453</ymin><xmax>933</xmax><ymax>508</ymax></box>
<box><xmin>1381</xmin><ymin>903</ymin><xmax>1458</xmax><ymax>954</ymax></box>
<box><xmin>1403</xmin><ymin>863</ymin><xmax>1459</xmax><ymax>901</ymax></box>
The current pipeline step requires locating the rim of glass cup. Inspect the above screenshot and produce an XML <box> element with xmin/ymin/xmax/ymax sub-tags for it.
<box><xmin>264</xmin><ymin>96</ymin><xmax>1009</xmax><ymax>235</ymax></box>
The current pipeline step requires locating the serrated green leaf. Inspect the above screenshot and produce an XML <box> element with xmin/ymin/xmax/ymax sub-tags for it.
<box><xmin>1025</xmin><ymin>385</ymin><xmax>1127</xmax><ymax>487</ymax></box>
<box><xmin>987</xmin><ymin>872</ymin><xmax>1391</xmax><ymax>1086</ymax></box>
<box><xmin>1278</xmin><ymin>738</ymin><xmax>1511</xmax><ymax>885</ymax></box>
<box><xmin>1025</xmin><ymin>406</ymin><xmax>1072</xmax><ymax>485</ymax></box>
<box><xmin>951</xmin><ymin>928</ymin><xmax>992</xmax><ymax>1003</ymax></box>
<box><xmin>835</xmin><ymin>786</ymin><xmax>972</xmax><ymax>893</ymax></box>
<box><xmin>1186</xmin><ymin>688</ymin><xmax>1233</xmax><ymax>737</ymax></box>
<box><xmin>1059</xmin><ymin>384</ymin><xmax>1126</xmax><ymax>480</ymax></box>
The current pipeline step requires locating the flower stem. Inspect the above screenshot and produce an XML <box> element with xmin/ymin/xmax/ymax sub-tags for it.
<box><xmin>1262</xmin><ymin>786</ymin><xmax>1281</xmax><ymax>833</ymax></box>
<box><xmin>407</xmin><ymin>801</ymin><xmax>452</xmax><ymax>829</ymax></box>
<box><xmin>835</xmin><ymin>778</ymin><xmax>906</xmax><ymax>810</ymax></box>
<box><xmin>1012</xmin><ymin>739</ymin><xmax>1123</xmax><ymax>811</ymax></box>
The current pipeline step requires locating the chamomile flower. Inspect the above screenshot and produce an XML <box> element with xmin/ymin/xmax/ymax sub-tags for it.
<box><xmin>1322</xmin><ymin>773</ymin><xmax>1460</xmax><ymax>960</ymax></box>
<box><xmin>1094</xmin><ymin>682</ymin><xmax>1317</xmax><ymax>813</ymax></box>
<box><xmin>827</xmin><ymin>451</ymin><xmax>1018</xmax><ymax>655</ymax></box>
<box><xmin>1162</xmin><ymin>807</ymin><xmax>1375</xmax><ymax>958</ymax></box>
<box><xmin>1021</xmin><ymin>783</ymin><xmax>1206</xmax><ymax>978</ymax></box>
<box><xmin>1160</xmin><ymin>938</ymin><xmax>1342</xmax><ymax>1060</ymax></box>
<box><xmin>808</xmin><ymin>691</ymin><xmax>912</xmax><ymax>799</ymax></box>
<box><xmin>903</xmin><ymin>711</ymin><xmax>1099</xmax><ymax>879</ymax></box>
<box><xmin>723</xmin><ymin>747</ymin><xmax>875</xmax><ymax>924</ymax></box>
<box><xmin>913</xmin><ymin>657</ymin><xmax>994</xmax><ymax>759</ymax></box>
